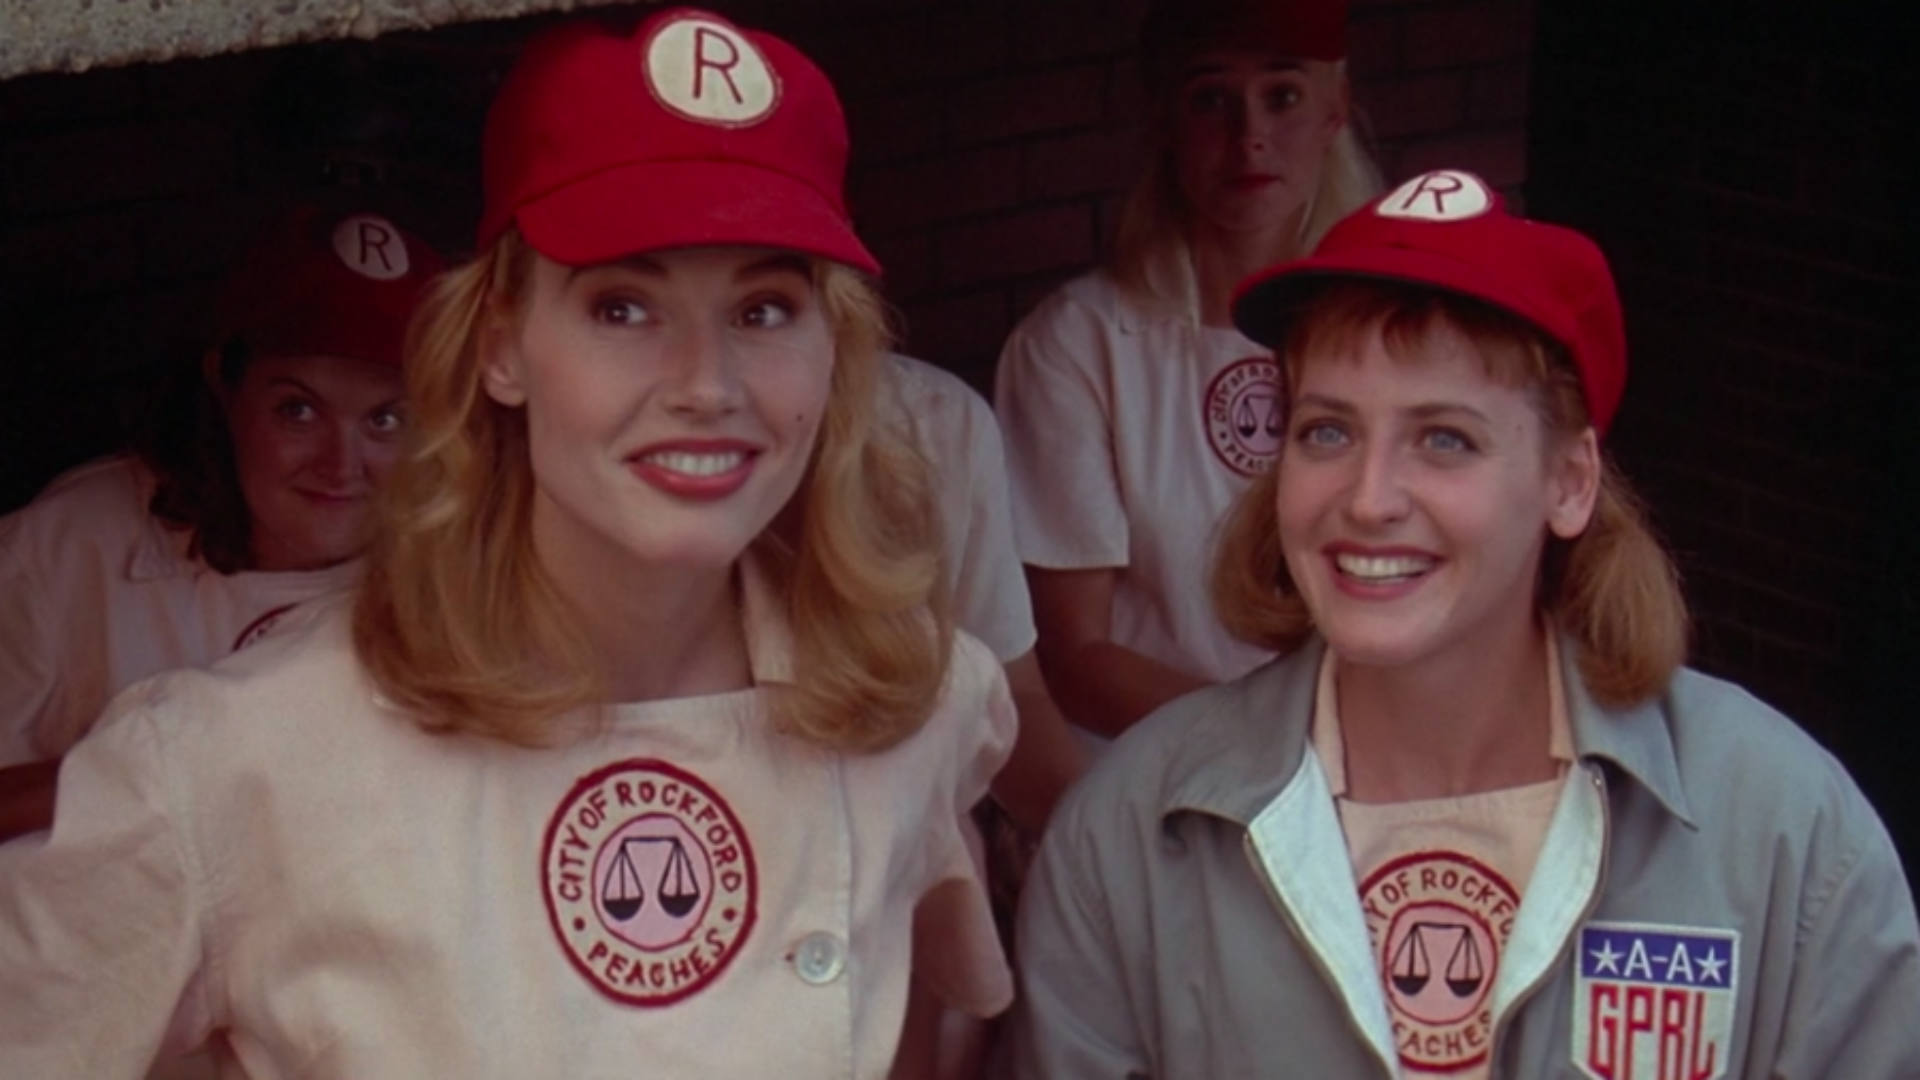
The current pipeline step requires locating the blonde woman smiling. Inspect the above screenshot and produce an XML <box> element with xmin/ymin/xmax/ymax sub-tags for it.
<box><xmin>0</xmin><ymin>10</ymin><xmax>1011</xmax><ymax>1076</ymax></box>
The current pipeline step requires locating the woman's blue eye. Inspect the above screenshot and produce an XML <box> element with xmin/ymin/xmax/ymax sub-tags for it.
<box><xmin>366</xmin><ymin>408</ymin><xmax>405</xmax><ymax>435</ymax></box>
<box><xmin>1264</xmin><ymin>85</ymin><xmax>1303</xmax><ymax>111</ymax></box>
<box><xmin>1186</xmin><ymin>86</ymin><xmax>1231</xmax><ymax>113</ymax></box>
<box><xmin>274</xmin><ymin>399</ymin><xmax>317</xmax><ymax>423</ymax></box>
<box><xmin>739</xmin><ymin>299</ymin><xmax>794</xmax><ymax>329</ymax></box>
<box><xmin>1296</xmin><ymin>421</ymin><xmax>1347</xmax><ymax>448</ymax></box>
<box><xmin>593</xmin><ymin>298</ymin><xmax>650</xmax><ymax>326</ymax></box>
<box><xmin>1422</xmin><ymin>428</ymin><xmax>1475</xmax><ymax>453</ymax></box>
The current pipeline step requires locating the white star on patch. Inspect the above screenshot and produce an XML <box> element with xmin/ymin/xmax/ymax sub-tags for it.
<box><xmin>1695</xmin><ymin>947</ymin><xmax>1728</xmax><ymax>984</ymax></box>
<box><xmin>1590</xmin><ymin>939</ymin><xmax>1623</xmax><ymax>975</ymax></box>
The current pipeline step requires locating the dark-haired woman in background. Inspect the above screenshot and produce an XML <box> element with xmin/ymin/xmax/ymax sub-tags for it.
<box><xmin>0</xmin><ymin>204</ymin><xmax>441</xmax><ymax>837</ymax></box>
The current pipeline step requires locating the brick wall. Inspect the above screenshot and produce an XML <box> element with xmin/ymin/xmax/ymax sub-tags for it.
<box><xmin>833</xmin><ymin>0</ymin><xmax>1539</xmax><ymax>392</ymax></box>
<box><xmin>0</xmin><ymin>0</ymin><xmax>1537</xmax><ymax>510</ymax></box>
<box><xmin>1529</xmin><ymin>1</ymin><xmax>1916</xmax><ymax>866</ymax></box>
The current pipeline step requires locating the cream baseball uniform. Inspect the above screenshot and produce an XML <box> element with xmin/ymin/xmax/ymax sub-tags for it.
<box><xmin>995</xmin><ymin>271</ymin><xmax>1277</xmax><ymax>686</ymax></box>
<box><xmin>0</xmin><ymin>555</ymin><xmax>1015</xmax><ymax>1078</ymax></box>
<box><xmin>0</xmin><ymin>455</ymin><xmax>358</xmax><ymax>766</ymax></box>
<box><xmin>886</xmin><ymin>352</ymin><xmax>1036</xmax><ymax>664</ymax></box>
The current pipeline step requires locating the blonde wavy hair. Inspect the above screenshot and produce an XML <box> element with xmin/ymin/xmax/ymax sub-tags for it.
<box><xmin>1211</xmin><ymin>282</ymin><xmax>1689</xmax><ymax>707</ymax></box>
<box><xmin>354</xmin><ymin>230</ymin><xmax>950</xmax><ymax>751</ymax></box>
<box><xmin>1111</xmin><ymin>61</ymin><xmax>1383</xmax><ymax>321</ymax></box>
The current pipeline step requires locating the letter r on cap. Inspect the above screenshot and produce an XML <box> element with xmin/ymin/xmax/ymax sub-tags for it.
<box><xmin>1396</xmin><ymin>172</ymin><xmax>1464</xmax><ymax>215</ymax></box>
<box><xmin>356</xmin><ymin>222</ymin><xmax>397</xmax><ymax>272</ymax></box>
<box><xmin>692</xmin><ymin>26</ymin><xmax>745</xmax><ymax>104</ymax></box>
<box><xmin>1376</xmin><ymin>170</ymin><xmax>1493</xmax><ymax>222</ymax></box>
<box><xmin>330</xmin><ymin>213</ymin><xmax>410</xmax><ymax>280</ymax></box>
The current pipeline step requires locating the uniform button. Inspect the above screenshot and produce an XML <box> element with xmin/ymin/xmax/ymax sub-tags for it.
<box><xmin>791</xmin><ymin>931</ymin><xmax>847</xmax><ymax>985</ymax></box>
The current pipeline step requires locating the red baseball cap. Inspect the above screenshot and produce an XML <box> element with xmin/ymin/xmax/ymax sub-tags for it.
<box><xmin>478</xmin><ymin>8</ymin><xmax>878</xmax><ymax>275</ymax></box>
<box><xmin>215</xmin><ymin>204</ymin><xmax>446</xmax><ymax>371</ymax></box>
<box><xmin>1232</xmin><ymin>169</ymin><xmax>1628</xmax><ymax>435</ymax></box>
<box><xmin>1141</xmin><ymin>0</ymin><xmax>1349</xmax><ymax>79</ymax></box>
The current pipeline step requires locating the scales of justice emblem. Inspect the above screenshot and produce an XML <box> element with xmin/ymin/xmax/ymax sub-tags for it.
<box><xmin>1205</xmin><ymin>355</ymin><xmax>1285</xmax><ymax>476</ymax></box>
<box><xmin>543</xmin><ymin>759</ymin><xmax>757</xmax><ymax>1006</ymax></box>
<box><xmin>1391</xmin><ymin>919</ymin><xmax>1489</xmax><ymax>1002</ymax></box>
<box><xmin>1360</xmin><ymin>850</ymin><xmax>1520</xmax><ymax>1072</ymax></box>
<box><xmin>598</xmin><ymin>822</ymin><xmax>707</xmax><ymax>928</ymax></box>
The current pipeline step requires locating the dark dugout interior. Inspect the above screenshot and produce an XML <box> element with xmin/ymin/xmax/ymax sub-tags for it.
<box><xmin>1530</xmin><ymin>0</ymin><xmax>1914</xmax><ymax>875</ymax></box>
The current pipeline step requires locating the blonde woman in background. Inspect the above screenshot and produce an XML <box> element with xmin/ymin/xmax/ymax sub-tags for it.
<box><xmin>996</xmin><ymin>0</ymin><xmax>1382</xmax><ymax>740</ymax></box>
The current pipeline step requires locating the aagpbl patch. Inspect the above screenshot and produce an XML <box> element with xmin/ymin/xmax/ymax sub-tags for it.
<box><xmin>1360</xmin><ymin>850</ymin><xmax>1520</xmax><ymax>1073</ymax></box>
<box><xmin>1572</xmin><ymin>921</ymin><xmax>1738</xmax><ymax>1080</ymax></box>
<box><xmin>1203</xmin><ymin>355</ymin><xmax>1283</xmax><ymax>476</ymax></box>
<box><xmin>542</xmin><ymin>759</ymin><xmax>758</xmax><ymax>1007</ymax></box>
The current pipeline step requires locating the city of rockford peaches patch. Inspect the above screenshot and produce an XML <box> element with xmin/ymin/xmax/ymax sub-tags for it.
<box><xmin>542</xmin><ymin>758</ymin><xmax>757</xmax><ymax>1006</ymax></box>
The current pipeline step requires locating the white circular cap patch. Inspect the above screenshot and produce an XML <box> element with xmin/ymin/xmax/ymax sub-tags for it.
<box><xmin>1376</xmin><ymin>170</ymin><xmax>1493</xmax><ymax>222</ymax></box>
<box><xmin>645</xmin><ymin>17</ymin><xmax>780</xmax><ymax>126</ymax></box>
<box><xmin>329</xmin><ymin>214</ymin><xmax>410</xmax><ymax>280</ymax></box>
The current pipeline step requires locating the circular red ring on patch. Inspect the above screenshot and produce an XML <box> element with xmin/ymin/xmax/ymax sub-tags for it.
<box><xmin>230</xmin><ymin>602</ymin><xmax>299</xmax><ymax>653</ymax></box>
<box><xmin>1359</xmin><ymin>849</ymin><xmax>1520</xmax><ymax>1072</ymax></box>
<box><xmin>541</xmin><ymin>758</ymin><xmax>758</xmax><ymax>1007</ymax></box>
<box><xmin>1203</xmin><ymin>355</ymin><xmax>1284</xmax><ymax>477</ymax></box>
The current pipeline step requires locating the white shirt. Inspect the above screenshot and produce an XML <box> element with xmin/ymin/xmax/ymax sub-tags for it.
<box><xmin>0</xmin><ymin>558</ymin><xmax>1015</xmax><ymax>1079</ymax></box>
<box><xmin>886</xmin><ymin>353</ymin><xmax>1036</xmax><ymax>663</ymax></box>
<box><xmin>0</xmin><ymin>456</ymin><xmax>357</xmax><ymax>765</ymax></box>
<box><xmin>995</xmin><ymin>272</ymin><xmax>1276</xmax><ymax>684</ymax></box>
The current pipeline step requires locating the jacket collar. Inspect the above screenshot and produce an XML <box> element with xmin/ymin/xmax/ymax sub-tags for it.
<box><xmin>1161</xmin><ymin>639</ymin><xmax>1325</xmax><ymax>825</ymax></box>
<box><xmin>1160</xmin><ymin>635</ymin><xmax>1696</xmax><ymax>828</ymax></box>
<box><xmin>1560</xmin><ymin>642</ymin><xmax>1695</xmax><ymax>826</ymax></box>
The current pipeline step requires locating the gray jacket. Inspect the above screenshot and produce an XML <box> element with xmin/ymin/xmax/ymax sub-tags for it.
<box><xmin>1007</xmin><ymin>639</ymin><xmax>1920</xmax><ymax>1078</ymax></box>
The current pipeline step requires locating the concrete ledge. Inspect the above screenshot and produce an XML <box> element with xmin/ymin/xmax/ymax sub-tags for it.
<box><xmin>1</xmin><ymin>0</ymin><xmax>640</xmax><ymax>79</ymax></box>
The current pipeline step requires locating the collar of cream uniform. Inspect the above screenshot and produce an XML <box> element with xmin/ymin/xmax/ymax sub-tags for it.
<box><xmin>1309</xmin><ymin>631</ymin><xmax>1576</xmax><ymax>799</ymax></box>
<box><xmin>126</xmin><ymin>518</ymin><xmax>362</xmax><ymax>589</ymax></box>
<box><xmin>364</xmin><ymin>549</ymin><xmax>797</xmax><ymax>717</ymax></box>
<box><xmin>122</xmin><ymin>456</ymin><xmax>210</xmax><ymax>582</ymax></box>
<box><xmin>738</xmin><ymin>548</ymin><xmax>796</xmax><ymax>687</ymax></box>
<box><xmin>1103</xmin><ymin>242</ymin><xmax>1265</xmax><ymax>345</ymax></box>
<box><xmin>579</xmin><ymin>549</ymin><xmax>798</xmax><ymax>693</ymax></box>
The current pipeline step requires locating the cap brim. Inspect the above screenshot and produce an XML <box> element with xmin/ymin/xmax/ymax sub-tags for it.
<box><xmin>514</xmin><ymin>159</ymin><xmax>880</xmax><ymax>275</ymax></box>
<box><xmin>224</xmin><ymin>263</ymin><xmax>422</xmax><ymax>370</ymax></box>
<box><xmin>1232</xmin><ymin>245</ymin><xmax>1563</xmax><ymax>352</ymax></box>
